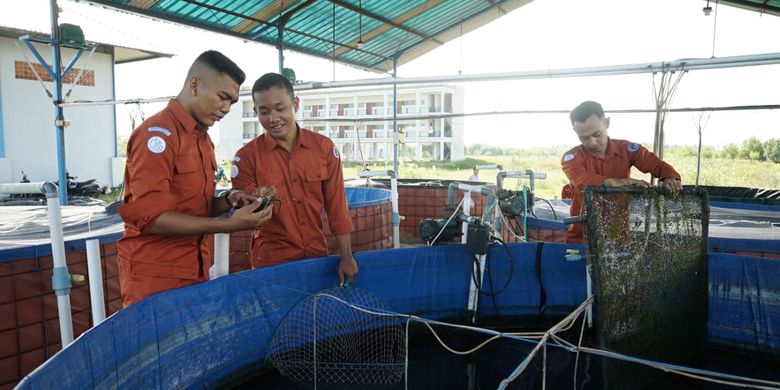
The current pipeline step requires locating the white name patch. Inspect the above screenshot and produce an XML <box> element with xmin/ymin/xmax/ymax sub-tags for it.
<box><xmin>147</xmin><ymin>126</ymin><xmax>171</xmax><ymax>136</ymax></box>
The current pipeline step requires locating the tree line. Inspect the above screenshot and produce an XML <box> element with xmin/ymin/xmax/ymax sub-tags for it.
<box><xmin>467</xmin><ymin>138</ymin><xmax>780</xmax><ymax>163</ymax></box>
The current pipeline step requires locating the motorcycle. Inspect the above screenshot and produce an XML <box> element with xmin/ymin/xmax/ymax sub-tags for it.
<box><xmin>10</xmin><ymin>170</ymin><xmax>109</xmax><ymax>199</ymax></box>
<box><xmin>65</xmin><ymin>171</ymin><xmax>108</xmax><ymax>197</ymax></box>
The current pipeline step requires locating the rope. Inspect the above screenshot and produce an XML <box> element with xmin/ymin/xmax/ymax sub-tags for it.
<box><xmin>63</xmin><ymin>44</ymin><xmax>99</xmax><ymax>102</ymax></box>
<box><xmin>233</xmin><ymin>271</ymin><xmax>780</xmax><ymax>390</ymax></box>
<box><xmin>426</xmin><ymin>194</ymin><xmax>465</xmax><ymax>246</ymax></box>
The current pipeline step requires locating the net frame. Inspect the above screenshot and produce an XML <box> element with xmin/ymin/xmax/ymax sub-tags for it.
<box><xmin>583</xmin><ymin>186</ymin><xmax>709</xmax><ymax>390</ymax></box>
<box><xmin>265</xmin><ymin>287</ymin><xmax>407</xmax><ymax>388</ymax></box>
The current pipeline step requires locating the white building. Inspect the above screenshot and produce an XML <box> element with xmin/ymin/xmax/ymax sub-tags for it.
<box><xmin>0</xmin><ymin>26</ymin><xmax>165</xmax><ymax>187</ymax></box>
<box><xmin>219</xmin><ymin>84</ymin><xmax>464</xmax><ymax>162</ymax></box>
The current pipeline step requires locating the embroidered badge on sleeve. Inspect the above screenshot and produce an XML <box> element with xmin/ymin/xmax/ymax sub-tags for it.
<box><xmin>147</xmin><ymin>136</ymin><xmax>166</xmax><ymax>154</ymax></box>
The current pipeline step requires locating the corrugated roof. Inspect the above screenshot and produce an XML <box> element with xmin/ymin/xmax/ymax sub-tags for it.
<box><xmin>720</xmin><ymin>0</ymin><xmax>780</xmax><ymax>17</ymax></box>
<box><xmin>82</xmin><ymin>0</ymin><xmax>534</xmax><ymax>73</ymax></box>
<box><xmin>0</xmin><ymin>25</ymin><xmax>171</xmax><ymax>64</ymax></box>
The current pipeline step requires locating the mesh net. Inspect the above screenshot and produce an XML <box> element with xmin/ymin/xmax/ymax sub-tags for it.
<box><xmin>583</xmin><ymin>187</ymin><xmax>709</xmax><ymax>390</ymax></box>
<box><xmin>266</xmin><ymin>287</ymin><xmax>406</xmax><ymax>387</ymax></box>
<box><xmin>0</xmin><ymin>202</ymin><xmax>123</xmax><ymax>250</ymax></box>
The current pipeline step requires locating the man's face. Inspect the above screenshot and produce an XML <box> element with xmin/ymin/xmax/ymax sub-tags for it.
<box><xmin>191</xmin><ymin>72</ymin><xmax>239</xmax><ymax>128</ymax></box>
<box><xmin>253</xmin><ymin>85</ymin><xmax>299</xmax><ymax>142</ymax></box>
<box><xmin>573</xmin><ymin>114</ymin><xmax>610</xmax><ymax>156</ymax></box>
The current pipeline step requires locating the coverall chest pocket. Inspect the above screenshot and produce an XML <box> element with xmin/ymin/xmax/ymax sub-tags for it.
<box><xmin>171</xmin><ymin>155</ymin><xmax>203</xmax><ymax>198</ymax></box>
<box><xmin>304</xmin><ymin>167</ymin><xmax>328</xmax><ymax>202</ymax></box>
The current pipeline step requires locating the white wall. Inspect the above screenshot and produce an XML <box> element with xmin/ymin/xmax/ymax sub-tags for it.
<box><xmin>451</xmin><ymin>85</ymin><xmax>465</xmax><ymax>160</ymax></box>
<box><xmin>215</xmin><ymin>103</ymin><xmax>244</xmax><ymax>161</ymax></box>
<box><xmin>0</xmin><ymin>37</ymin><xmax>116</xmax><ymax>187</ymax></box>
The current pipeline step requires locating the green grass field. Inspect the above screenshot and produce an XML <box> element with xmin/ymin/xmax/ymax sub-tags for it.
<box><xmin>342</xmin><ymin>152</ymin><xmax>780</xmax><ymax>200</ymax></box>
<box><xmin>101</xmin><ymin>150</ymin><xmax>777</xmax><ymax>204</ymax></box>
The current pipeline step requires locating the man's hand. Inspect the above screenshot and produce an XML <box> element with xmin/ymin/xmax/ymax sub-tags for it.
<box><xmin>338</xmin><ymin>254</ymin><xmax>358</xmax><ymax>286</ymax></box>
<box><xmin>226</xmin><ymin>189</ymin><xmax>259</xmax><ymax>209</ymax></box>
<box><xmin>660</xmin><ymin>178</ymin><xmax>682</xmax><ymax>196</ymax></box>
<box><xmin>229</xmin><ymin>198</ymin><xmax>273</xmax><ymax>229</ymax></box>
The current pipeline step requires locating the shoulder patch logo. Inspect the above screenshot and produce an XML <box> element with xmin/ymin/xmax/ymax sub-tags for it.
<box><xmin>628</xmin><ymin>143</ymin><xmax>640</xmax><ymax>152</ymax></box>
<box><xmin>333</xmin><ymin>146</ymin><xmax>341</xmax><ymax>159</ymax></box>
<box><xmin>230</xmin><ymin>164</ymin><xmax>239</xmax><ymax>178</ymax></box>
<box><xmin>563</xmin><ymin>153</ymin><xmax>576</xmax><ymax>162</ymax></box>
<box><xmin>147</xmin><ymin>126</ymin><xmax>172</xmax><ymax>136</ymax></box>
<box><xmin>147</xmin><ymin>136</ymin><xmax>166</xmax><ymax>154</ymax></box>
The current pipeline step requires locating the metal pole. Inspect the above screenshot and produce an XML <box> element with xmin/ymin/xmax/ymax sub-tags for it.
<box><xmin>277</xmin><ymin>24</ymin><xmax>284</xmax><ymax>73</ymax></box>
<box><xmin>50</xmin><ymin>0</ymin><xmax>68</xmax><ymax>205</ymax></box>
<box><xmin>392</xmin><ymin>58</ymin><xmax>398</xmax><ymax>175</ymax></box>
<box><xmin>295</xmin><ymin>52</ymin><xmax>780</xmax><ymax>91</ymax></box>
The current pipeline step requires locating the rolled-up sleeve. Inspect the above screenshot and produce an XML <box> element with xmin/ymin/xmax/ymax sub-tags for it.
<box><xmin>632</xmin><ymin>146</ymin><xmax>681</xmax><ymax>181</ymax></box>
<box><xmin>118</xmin><ymin>124</ymin><xmax>178</xmax><ymax>233</ymax></box>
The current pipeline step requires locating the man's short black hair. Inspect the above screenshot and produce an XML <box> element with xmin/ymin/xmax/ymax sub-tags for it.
<box><xmin>252</xmin><ymin>73</ymin><xmax>294</xmax><ymax>103</ymax></box>
<box><xmin>195</xmin><ymin>50</ymin><xmax>245</xmax><ymax>85</ymax></box>
<box><xmin>570</xmin><ymin>100</ymin><xmax>605</xmax><ymax>125</ymax></box>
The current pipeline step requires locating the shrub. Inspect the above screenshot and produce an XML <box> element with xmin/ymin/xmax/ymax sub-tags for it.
<box><xmin>740</xmin><ymin>137</ymin><xmax>765</xmax><ymax>161</ymax></box>
<box><xmin>764</xmin><ymin>138</ymin><xmax>780</xmax><ymax>164</ymax></box>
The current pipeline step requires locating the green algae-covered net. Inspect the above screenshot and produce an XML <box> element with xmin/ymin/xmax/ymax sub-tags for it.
<box><xmin>583</xmin><ymin>186</ymin><xmax>709</xmax><ymax>390</ymax></box>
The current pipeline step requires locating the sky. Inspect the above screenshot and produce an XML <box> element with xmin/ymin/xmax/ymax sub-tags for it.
<box><xmin>2</xmin><ymin>0</ymin><xmax>780</xmax><ymax>149</ymax></box>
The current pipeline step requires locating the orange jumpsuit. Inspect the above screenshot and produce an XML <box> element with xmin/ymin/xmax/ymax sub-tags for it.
<box><xmin>231</xmin><ymin>126</ymin><xmax>353</xmax><ymax>267</ymax></box>
<box><xmin>561</xmin><ymin>138</ymin><xmax>680</xmax><ymax>243</ymax></box>
<box><xmin>117</xmin><ymin>99</ymin><xmax>216</xmax><ymax>306</ymax></box>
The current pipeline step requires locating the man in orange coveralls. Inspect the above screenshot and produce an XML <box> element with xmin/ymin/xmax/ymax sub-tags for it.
<box><xmin>118</xmin><ymin>51</ymin><xmax>272</xmax><ymax>307</ymax></box>
<box><xmin>230</xmin><ymin>73</ymin><xmax>358</xmax><ymax>285</ymax></box>
<box><xmin>561</xmin><ymin>100</ymin><xmax>682</xmax><ymax>243</ymax></box>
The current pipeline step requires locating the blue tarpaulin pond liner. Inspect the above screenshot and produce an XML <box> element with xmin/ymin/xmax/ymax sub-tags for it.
<box><xmin>16</xmin><ymin>241</ymin><xmax>780</xmax><ymax>389</ymax></box>
<box><xmin>344</xmin><ymin>187</ymin><xmax>391</xmax><ymax>209</ymax></box>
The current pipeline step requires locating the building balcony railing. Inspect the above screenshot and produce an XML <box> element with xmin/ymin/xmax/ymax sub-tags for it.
<box><xmin>400</xmin><ymin>105</ymin><xmax>417</xmax><ymax>114</ymax></box>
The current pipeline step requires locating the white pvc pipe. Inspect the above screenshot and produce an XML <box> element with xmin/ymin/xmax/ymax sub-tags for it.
<box><xmin>467</xmin><ymin>254</ymin><xmax>487</xmax><ymax>324</ymax></box>
<box><xmin>86</xmin><ymin>239</ymin><xmax>105</xmax><ymax>325</ymax></box>
<box><xmin>0</xmin><ymin>182</ymin><xmax>48</xmax><ymax>194</ymax></box>
<box><xmin>47</xmin><ymin>194</ymin><xmax>73</xmax><ymax>346</ymax></box>
<box><xmin>356</xmin><ymin>170</ymin><xmax>400</xmax><ymax>249</ymax></box>
<box><xmin>586</xmin><ymin>264</ymin><xmax>593</xmax><ymax>328</ymax></box>
<box><xmin>294</xmin><ymin>51</ymin><xmax>780</xmax><ymax>91</ymax></box>
<box><xmin>390</xmin><ymin>177</ymin><xmax>400</xmax><ymax>249</ymax></box>
<box><xmin>461</xmin><ymin>191</ymin><xmax>472</xmax><ymax>244</ymax></box>
<box><xmin>211</xmin><ymin>233</ymin><xmax>230</xmax><ymax>279</ymax></box>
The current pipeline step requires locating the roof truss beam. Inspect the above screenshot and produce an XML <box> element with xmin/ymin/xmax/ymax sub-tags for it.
<box><xmin>331</xmin><ymin>0</ymin><xmax>445</xmax><ymax>57</ymax></box>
